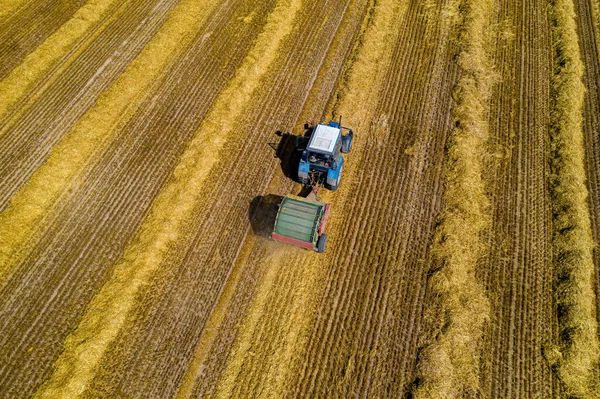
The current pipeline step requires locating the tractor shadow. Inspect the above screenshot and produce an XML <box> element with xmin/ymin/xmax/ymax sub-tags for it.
<box><xmin>249</xmin><ymin>194</ymin><xmax>283</xmax><ymax>238</ymax></box>
<box><xmin>269</xmin><ymin>130</ymin><xmax>311</xmax><ymax>180</ymax></box>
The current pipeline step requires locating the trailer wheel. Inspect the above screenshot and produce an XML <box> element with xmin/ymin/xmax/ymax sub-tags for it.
<box><xmin>317</xmin><ymin>234</ymin><xmax>327</xmax><ymax>253</ymax></box>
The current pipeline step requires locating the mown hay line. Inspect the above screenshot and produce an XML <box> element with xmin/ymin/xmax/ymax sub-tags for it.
<box><xmin>0</xmin><ymin>0</ymin><xmax>128</xmax><ymax>125</ymax></box>
<box><xmin>34</xmin><ymin>1</ymin><xmax>301</xmax><ymax>397</ymax></box>
<box><xmin>0</xmin><ymin>0</ymin><xmax>219</xmax><ymax>287</ymax></box>
<box><xmin>548</xmin><ymin>0</ymin><xmax>600</xmax><ymax>396</ymax></box>
<box><xmin>210</xmin><ymin>248</ymin><xmax>290</xmax><ymax>399</ymax></box>
<box><xmin>412</xmin><ymin>0</ymin><xmax>496</xmax><ymax>397</ymax></box>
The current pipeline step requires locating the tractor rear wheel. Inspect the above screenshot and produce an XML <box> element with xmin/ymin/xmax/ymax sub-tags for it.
<box><xmin>317</xmin><ymin>234</ymin><xmax>327</xmax><ymax>253</ymax></box>
<box><xmin>328</xmin><ymin>163</ymin><xmax>343</xmax><ymax>190</ymax></box>
<box><xmin>341</xmin><ymin>134</ymin><xmax>353</xmax><ymax>153</ymax></box>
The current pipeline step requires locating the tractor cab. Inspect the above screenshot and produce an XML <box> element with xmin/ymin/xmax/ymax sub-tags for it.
<box><xmin>298</xmin><ymin>121</ymin><xmax>353</xmax><ymax>190</ymax></box>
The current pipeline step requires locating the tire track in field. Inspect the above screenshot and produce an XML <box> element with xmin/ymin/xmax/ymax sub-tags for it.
<box><xmin>80</xmin><ymin>0</ymin><xmax>368</xmax><ymax>396</ymax></box>
<box><xmin>0</xmin><ymin>2</ymin><xmax>273</xmax><ymax>397</ymax></box>
<box><xmin>0</xmin><ymin>0</ymin><xmax>219</xmax><ymax>288</ymax></box>
<box><xmin>574</xmin><ymin>0</ymin><xmax>600</xmax><ymax>388</ymax></box>
<box><xmin>479</xmin><ymin>0</ymin><xmax>556</xmax><ymax>397</ymax></box>
<box><xmin>0</xmin><ymin>0</ymin><xmax>131</xmax><ymax>125</ymax></box>
<box><xmin>0</xmin><ymin>0</ymin><xmax>87</xmax><ymax>80</ymax></box>
<box><xmin>33</xmin><ymin>2</ymin><xmax>300</xmax><ymax>397</ymax></box>
<box><xmin>0</xmin><ymin>0</ymin><xmax>181</xmax><ymax>211</ymax></box>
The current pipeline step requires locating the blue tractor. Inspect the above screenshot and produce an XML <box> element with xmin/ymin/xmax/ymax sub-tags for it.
<box><xmin>297</xmin><ymin>120</ymin><xmax>354</xmax><ymax>190</ymax></box>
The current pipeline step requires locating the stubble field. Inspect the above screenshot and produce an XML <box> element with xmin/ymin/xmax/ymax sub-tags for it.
<box><xmin>0</xmin><ymin>0</ymin><xmax>599</xmax><ymax>398</ymax></box>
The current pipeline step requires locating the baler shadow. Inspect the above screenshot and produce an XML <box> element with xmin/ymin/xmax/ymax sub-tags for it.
<box><xmin>249</xmin><ymin>194</ymin><xmax>283</xmax><ymax>238</ymax></box>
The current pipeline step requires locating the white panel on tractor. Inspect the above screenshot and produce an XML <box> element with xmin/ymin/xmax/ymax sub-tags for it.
<box><xmin>307</xmin><ymin>124</ymin><xmax>340</xmax><ymax>154</ymax></box>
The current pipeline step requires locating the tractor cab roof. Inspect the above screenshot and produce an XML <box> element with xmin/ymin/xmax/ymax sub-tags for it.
<box><xmin>307</xmin><ymin>123</ymin><xmax>341</xmax><ymax>155</ymax></box>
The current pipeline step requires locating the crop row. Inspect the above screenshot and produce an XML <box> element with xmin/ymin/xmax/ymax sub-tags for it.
<box><xmin>32</xmin><ymin>0</ymin><xmax>303</xmax><ymax>397</ymax></box>
<box><xmin>0</xmin><ymin>0</ymin><xmax>127</xmax><ymax>125</ymax></box>
<box><xmin>412</xmin><ymin>0</ymin><xmax>496</xmax><ymax>396</ymax></box>
<box><xmin>0</xmin><ymin>0</ymin><xmax>220</xmax><ymax>290</ymax></box>
<box><xmin>547</xmin><ymin>0</ymin><xmax>600</xmax><ymax>395</ymax></box>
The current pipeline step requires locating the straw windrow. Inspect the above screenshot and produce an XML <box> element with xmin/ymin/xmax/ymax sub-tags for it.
<box><xmin>548</xmin><ymin>0</ymin><xmax>600</xmax><ymax>396</ymax></box>
<box><xmin>0</xmin><ymin>0</ymin><xmax>219</xmax><ymax>287</ymax></box>
<box><xmin>34</xmin><ymin>1</ymin><xmax>301</xmax><ymax>397</ymax></box>
<box><xmin>412</xmin><ymin>0</ymin><xmax>495</xmax><ymax>397</ymax></box>
<box><xmin>0</xmin><ymin>0</ymin><xmax>128</xmax><ymax>126</ymax></box>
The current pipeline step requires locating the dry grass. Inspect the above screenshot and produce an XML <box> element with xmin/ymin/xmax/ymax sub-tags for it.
<box><xmin>330</xmin><ymin>0</ymin><xmax>408</xmax><ymax>122</ymax></box>
<box><xmin>0</xmin><ymin>0</ymin><xmax>219</xmax><ymax>288</ymax></box>
<box><xmin>34</xmin><ymin>1</ymin><xmax>301</xmax><ymax>397</ymax></box>
<box><xmin>0</xmin><ymin>0</ymin><xmax>126</xmax><ymax>125</ymax></box>
<box><xmin>547</xmin><ymin>0</ymin><xmax>600</xmax><ymax>396</ymax></box>
<box><xmin>412</xmin><ymin>0</ymin><xmax>496</xmax><ymax>397</ymax></box>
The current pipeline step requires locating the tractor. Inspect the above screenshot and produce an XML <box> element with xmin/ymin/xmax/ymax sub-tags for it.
<box><xmin>270</xmin><ymin>119</ymin><xmax>354</xmax><ymax>253</ymax></box>
<box><xmin>297</xmin><ymin>120</ymin><xmax>354</xmax><ymax>190</ymax></box>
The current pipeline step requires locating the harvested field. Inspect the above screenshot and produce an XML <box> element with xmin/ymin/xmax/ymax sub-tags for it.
<box><xmin>0</xmin><ymin>0</ymin><xmax>598</xmax><ymax>398</ymax></box>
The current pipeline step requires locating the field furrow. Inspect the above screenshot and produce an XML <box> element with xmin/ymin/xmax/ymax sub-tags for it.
<box><xmin>0</xmin><ymin>0</ymin><xmax>182</xmax><ymax>211</ymax></box>
<box><xmin>479</xmin><ymin>0</ymin><xmax>556</xmax><ymax>397</ymax></box>
<box><xmin>0</xmin><ymin>0</ymin><xmax>222</xmax><ymax>288</ymax></box>
<box><xmin>1</xmin><ymin>0</ymin><xmax>599</xmax><ymax>397</ymax></box>
<box><xmin>574</xmin><ymin>0</ymin><xmax>600</xmax><ymax>388</ymax></box>
<box><xmin>0</xmin><ymin>0</ymin><xmax>87</xmax><ymax>80</ymax></box>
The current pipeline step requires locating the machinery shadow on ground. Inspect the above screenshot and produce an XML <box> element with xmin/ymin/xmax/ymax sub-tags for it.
<box><xmin>249</xmin><ymin>194</ymin><xmax>283</xmax><ymax>238</ymax></box>
<box><xmin>269</xmin><ymin>130</ymin><xmax>310</xmax><ymax>180</ymax></box>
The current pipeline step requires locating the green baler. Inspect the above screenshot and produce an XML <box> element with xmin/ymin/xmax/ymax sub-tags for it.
<box><xmin>271</xmin><ymin>194</ymin><xmax>330</xmax><ymax>253</ymax></box>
